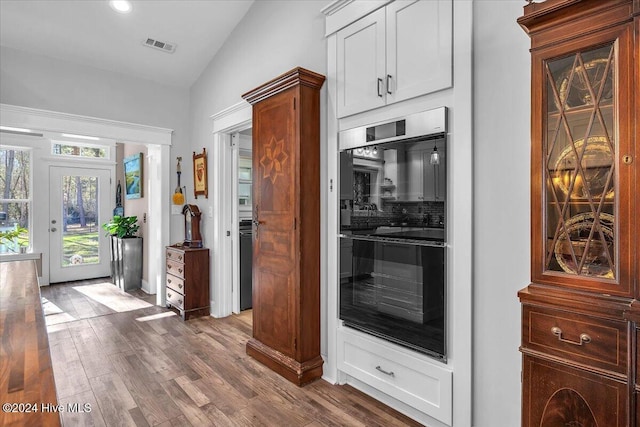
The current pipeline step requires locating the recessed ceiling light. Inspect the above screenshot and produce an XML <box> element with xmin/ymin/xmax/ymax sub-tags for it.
<box><xmin>109</xmin><ymin>0</ymin><xmax>132</xmax><ymax>14</ymax></box>
<box><xmin>61</xmin><ymin>133</ymin><xmax>100</xmax><ymax>141</ymax></box>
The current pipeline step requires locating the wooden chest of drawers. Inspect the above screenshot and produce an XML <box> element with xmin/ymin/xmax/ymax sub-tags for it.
<box><xmin>165</xmin><ymin>245</ymin><xmax>210</xmax><ymax>320</ymax></box>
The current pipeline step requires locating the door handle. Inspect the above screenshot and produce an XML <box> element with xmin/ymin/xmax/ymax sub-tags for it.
<box><xmin>386</xmin><ymin>74</ymin><xmax>392</xmax><ymax>94</ymax></box>
<box><xmin>377</xmin><ymin>78</ymin><xmax>383</xmax><ymax>97</ymax></box>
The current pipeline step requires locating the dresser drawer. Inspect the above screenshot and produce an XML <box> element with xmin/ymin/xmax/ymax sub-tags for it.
<box><xmin>166</xmin><ymin>259</ymin><xmax>185</xmax><ymax>279</ymax></box>
<box><xmin>522</xmin><ymin>305</ymin><xmax>627</xmax><ymax>374</ymax></box>
<box><xmin>166</xmin><ymin>288</ymin><xmax>184</xmax><ymax>310</ymax></box>
<box><xmin>166</xmin><ymin>248</ymin><xmax>185</xmax><ymax>263</ymax></box>
<box><xmin>337</xmin><ymin>328</ymin><xmax>451</xmax><ymax>425</ymax></box>
<box><xmin>166</xmin><ymin>274</ymin><xmax>185</xmax><ymax>295</ymax></box>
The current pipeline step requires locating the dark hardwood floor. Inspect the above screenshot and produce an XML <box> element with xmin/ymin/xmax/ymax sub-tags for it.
<box><xmin>40</xmin><ymin>279</ymin><xmax>423</xmax><ymax>426</ymax></box>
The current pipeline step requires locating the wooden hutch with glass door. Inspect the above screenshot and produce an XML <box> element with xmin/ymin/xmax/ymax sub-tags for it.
<box><xmin>518</xmin><ymin>0</ymin><xmax>638</xmax><ymax>425</ymax></box>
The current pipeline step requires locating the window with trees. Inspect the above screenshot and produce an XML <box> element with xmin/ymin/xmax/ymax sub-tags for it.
<box><xmin>0</xmin><ymin>147</ymin><xmax>30</xmax><ymax>253</ymax></box>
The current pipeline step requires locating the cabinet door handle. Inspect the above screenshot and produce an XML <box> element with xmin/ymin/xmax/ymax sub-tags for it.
<box><xmin>386</xmin><ymin>74</ymin><xmax>392</xmax><ymax>94</ymax></box>
<box><xmin>551</xmin><ymin>327</ymin><xmax>591</xmax><ymax>346</ymax></box>
<box><xmin>377</xmin><ymin>78</ymin><xmax>383</xmax><ymax>97</ymax></box>
<box><xmin>375</xmin><ymin>365</ymin><xmax>395</xmax><ymax>377</ymax></box>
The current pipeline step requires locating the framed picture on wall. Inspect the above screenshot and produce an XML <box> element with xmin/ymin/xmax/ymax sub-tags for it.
<box><xmin>124</xmin><ymin>153</ymin><xmax>143</xmax><ymax>199</ymax></box>
<box><xmin>193</xmin><ymin>148</ymin><xmax>208</xmax><ymax>198</ymax></box>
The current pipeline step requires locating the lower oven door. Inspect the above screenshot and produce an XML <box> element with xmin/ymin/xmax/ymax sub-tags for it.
<box><xmin>339</xmin><ymin>235</ymin><xmax>446</xmax><ymax>360</ymax></box>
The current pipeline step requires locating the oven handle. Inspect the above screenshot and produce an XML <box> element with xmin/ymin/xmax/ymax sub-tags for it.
<box><xmin>339</xmin><ymin>234</ymin><xmax>445</xmax><ymax>248</ymax></box>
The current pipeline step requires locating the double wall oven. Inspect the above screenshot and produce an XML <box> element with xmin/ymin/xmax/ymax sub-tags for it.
<box><xmin>339</xmin><ymin>107</ymin><xmax>447</xmax><ymax>361</ymax></box>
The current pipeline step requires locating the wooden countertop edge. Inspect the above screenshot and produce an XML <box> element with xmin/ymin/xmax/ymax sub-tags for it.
<box><xmin>0</xmin><ymin>260</ymin><xmax>61</xmax><ymax>426</ymax></box>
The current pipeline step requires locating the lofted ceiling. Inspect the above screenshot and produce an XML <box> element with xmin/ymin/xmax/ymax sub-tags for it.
<box><xmin>0</xmin><ymin>0</ymin><xmax>254</xmax><ymax>88</ymax></box>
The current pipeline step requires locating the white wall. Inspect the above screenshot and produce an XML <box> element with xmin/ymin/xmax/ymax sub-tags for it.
<box><xmin>188</xmin><ymin>0</ymin><xmax>328</xmax><ymax>324</ymax></box>
<box><xmin>473</xmin><ymin>1</ymin><xmax>530</xmax><ymax>426</ymax></box>
<box><xmin>0</xmin><ymin>45</ymin><xmax>190</xmax><ymax>242</ymax></box>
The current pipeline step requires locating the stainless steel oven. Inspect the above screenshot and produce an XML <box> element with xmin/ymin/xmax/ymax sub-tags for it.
<box><xmin>339</xmin><ymin>107</ymin><xmax>447</xmax><ymax>360</ymax></box>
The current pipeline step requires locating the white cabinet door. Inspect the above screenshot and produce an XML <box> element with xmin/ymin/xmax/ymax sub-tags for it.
<box><xmin>386</xmin><ymin>0</ymin><xmax>452</xmax><ymax>105</ymax></box>
<box><xmin>336</xmin><ymin>7</ymin><xmax>386</xmax><ymax>118</ymax></box>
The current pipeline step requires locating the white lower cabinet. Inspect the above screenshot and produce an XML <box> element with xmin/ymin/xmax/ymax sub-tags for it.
<box><xmin>337</xmin><ymin>328</ymin><xmax>452</xmax><ymax>425</ymax></box>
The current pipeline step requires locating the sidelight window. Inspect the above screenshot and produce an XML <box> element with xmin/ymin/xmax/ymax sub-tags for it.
<box><xmin>0</xmin><ymin>147</ymin><xmax>31</xmax><ymax>253</ymax></box>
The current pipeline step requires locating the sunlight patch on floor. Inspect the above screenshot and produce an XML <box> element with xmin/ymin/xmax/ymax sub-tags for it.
<box><xmin>135</xmin><ymin>311</ymin><xmax>176</xmax><ymax>322</ymax></box>
<box><xmin>73</xmin><ymin>282</ymin><xmax>152</xmax><ymax>312</ymax></box>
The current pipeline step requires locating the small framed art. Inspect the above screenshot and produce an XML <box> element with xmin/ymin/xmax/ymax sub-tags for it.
<box><xmin>123</xmin><ymin>153</ymin><xmax>143</xmax><ymax>199</ymax></box>
<box><xmin>193</xmin><ymin>148</ymin><xmax>208</xmax><ymax>198</ymax></box>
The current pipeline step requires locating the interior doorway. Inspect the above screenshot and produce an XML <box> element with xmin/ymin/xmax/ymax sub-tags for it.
<box><xmin>233</xmin><ymin>130</ymin><xmax>253</xmax><ymax>313</ymax></box>
<box><xmin>209</xmin><ymin>101</ymin><xmax>252</xmax><ymax>317</ymax></box>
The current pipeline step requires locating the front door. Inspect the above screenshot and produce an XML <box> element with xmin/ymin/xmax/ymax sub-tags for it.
<box><xmin>252</xmin><ymin>89</ymin><xmax>297</xmax><ymax>357</ymax></box>
<box><xmin>49</xmin><ymin>166</ymin><xmax>111</xmax><ymax>283</ymax></box>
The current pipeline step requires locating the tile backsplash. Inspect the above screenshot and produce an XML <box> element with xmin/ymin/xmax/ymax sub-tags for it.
<box><xmin>344</xmin><ymin>200</ymin><xmax>445</xmax><ymax>229</ymax></box>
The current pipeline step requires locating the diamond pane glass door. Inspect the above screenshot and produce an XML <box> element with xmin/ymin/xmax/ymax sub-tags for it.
<box><xmin>544</xmin><ymin>43</ymin><xmax>616</xmax><ymax>279</ymax></box>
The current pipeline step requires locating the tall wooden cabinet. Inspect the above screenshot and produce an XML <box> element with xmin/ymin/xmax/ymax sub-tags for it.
<box><xmin>241</xmin><ymin>67</ymin><xmax>325</xmax><ymax>386</ymax></box>
<box><xmin>518</xmin><ymin>0</ymin><xmax>638</xmax><ymax>425</ymax></box>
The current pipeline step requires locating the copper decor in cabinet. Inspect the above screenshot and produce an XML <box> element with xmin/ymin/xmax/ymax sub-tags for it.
<box><xmin>241</xmin><ymin>67</ymin><xmax>325</xmax><ymax>386</ymax></box>
<box><xmin>165</xmin><ymin>245</ymin><xmax>210</xmax><ymax>320</ymax></box>
<box><xmin>518</xmin><ymin>0</ymin><xmax>638</xmax><ymax>425</ymax></box>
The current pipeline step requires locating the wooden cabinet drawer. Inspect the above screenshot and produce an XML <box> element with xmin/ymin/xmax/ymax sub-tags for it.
<box><xmin>166</xmin><ymin>274</ymin><xmax>185</xmax><ymax>294</ymax></box>
<box><xmin>337</xmin><ymin>328</ymin><xmax>451</xmax><ymax>425</ymax></box>
<box><xmin>166</xmin><ymin>259</ymin><xmax>185</xmax><ymax>279</ymax></box>
<box><xmin>166</xmin><ymin>248</ymin><xmax>185</xmax><ymax>263</ymax></box>
<box><xmin>166</xmin><ymin>288</ymin><xmax>184</xmax><ymax>310</ymax></box>
<box><xmin>522</xmin><ymin>305</ymin><xmax>627</xmax><ymax>374</ymax></box>
<box><xmin>523</xmin><ymin>355</ymin><xmax>627</xmax><ymax>426</ymax></box>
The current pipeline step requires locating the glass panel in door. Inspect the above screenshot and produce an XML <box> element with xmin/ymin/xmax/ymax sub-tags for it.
<box><xmin>544</xmin><ymin>43</ymin><xmax>616</xmax><ymax>279</ymax></box>
<box><xmin>49</xmin><ymin>166</ymin><xmax>111</xmax><ymax>283</ymax></box>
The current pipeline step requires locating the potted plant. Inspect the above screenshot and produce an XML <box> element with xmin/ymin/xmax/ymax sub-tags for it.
<box><xmin>0</xmin><ymin>225</ymin><xmax>28</xmax><ymax>253</ymax></box>
<box><xmin>102</xmin><ymin>215</ymin><xmax>142</xmax><ymax>291</ymax></box>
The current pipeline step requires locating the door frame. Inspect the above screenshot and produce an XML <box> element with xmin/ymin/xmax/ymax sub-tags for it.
<box><xmin>0</xmin><ymin>103</ymin><xmax>172</xmax><ymax>306</ymax></box>
<box><xmin>210</xmin><ymin>102</ymin><xmax>252</xmax><ymax>317</ymax></box>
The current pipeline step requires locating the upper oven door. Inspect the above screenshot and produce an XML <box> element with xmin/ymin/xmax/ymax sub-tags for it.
<box><xmin>339</xmin><ymin>106</ymin><xmax>447</xmax><ymax>151</ymax></box>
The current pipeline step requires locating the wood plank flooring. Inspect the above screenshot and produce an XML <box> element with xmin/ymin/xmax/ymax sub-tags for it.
<box><xmin>40</xmin><ymin>279</ymin><xmax>423</xmax><ymax>427</ymax></box>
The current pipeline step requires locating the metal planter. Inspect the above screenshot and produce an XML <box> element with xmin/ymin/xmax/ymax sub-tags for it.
<box><xmin>110</xmin><ymin>236</ymin><xmax>143</xmax><ymax>291</ymax></box>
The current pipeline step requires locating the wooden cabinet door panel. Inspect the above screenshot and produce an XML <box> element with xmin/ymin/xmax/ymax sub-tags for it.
<box><xmin>523</xmin><ymin>356</ymin><xmax>627</xmax><ymax>427</ymax></box>
<box><xmin>252</xmin><ymin>88</ymin><xmax>298</xmax><ymax>357</ymax></box>
<box><xmin>253</xmin><ymin>267</ymin><xmax>295</xmax><ymax>356</ymax></box>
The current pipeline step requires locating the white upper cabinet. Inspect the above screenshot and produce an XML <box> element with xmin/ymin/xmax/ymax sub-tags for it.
<box><xmin>337</xmin><ymin>7</ymin><xmax>387</xmax><ymax>118</ymax></box>
<box><xmin>336</xmin><ymin>0</ymin><xmax>452</xmax><ymax>118</ymax></box>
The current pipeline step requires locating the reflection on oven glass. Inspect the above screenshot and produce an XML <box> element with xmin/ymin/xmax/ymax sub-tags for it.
<box><xmin>340</xmin><ymin>237</ymin><xmax>445</xmax><ymax>360</ymax></box>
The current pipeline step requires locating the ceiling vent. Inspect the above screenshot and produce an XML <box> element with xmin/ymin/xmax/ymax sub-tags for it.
<box><xmin>143</xmin><ymin>37</ymin><xmax>176</xmax><ymax>53</ymax></box>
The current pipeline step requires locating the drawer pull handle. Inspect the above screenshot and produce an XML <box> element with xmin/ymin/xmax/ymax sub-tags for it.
<box><xmin>178</xmin><ymin>283</ymin><xmax>183</xmax><ymax>289</ymax></box>
<box><xmin>168</xmin><ymin>279</ymin><xmax>172</xmax><ymax>284</ymax></box>
<box><xmin>178</xmin><ymin>256</ymin><xmax>182</xmax><ymax>261</ymax></box>
<box><xmin>375</xmin><ymin>365</ymin><xmax>395</xmax><ymax>377</ymax></box>
<box><xmin>178</xmin><ymin>268</ymin><xmax>183</xmax><ymax>274</ymax></box>
<box><xmin>551</xmin><ymin>327</ymin><xmax>591</xmax><ymax>346</ymax></box>
<box><xmin>167</xmin><ymin>292</ymin><xmax>172</xmax><ymax>298</ymax></box>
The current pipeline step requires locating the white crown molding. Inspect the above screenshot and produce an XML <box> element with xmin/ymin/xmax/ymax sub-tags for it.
<box><xmin>210</xmin><ymin>100</ymin><xmax>251</xmax><ymax>134</ymax></box>
<box><xmin>0</xmin><ymin>103</ymin><xmax>173</xmax><ymax>146</ymax></box>
<box><xmin>322</xmin><ymin>0</ymin><xmax>389</xmax><ymax>36</ymax></box>
<box><xmin>320</xmin><ymin>0</ymin><xmax>355</xmax><ymax>16</ymax></box>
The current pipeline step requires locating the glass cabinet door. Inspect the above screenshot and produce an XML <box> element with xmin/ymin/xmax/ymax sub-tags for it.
<box><xmin>535</xmin><ymin>27</ymin><xmax>634</xmax><ymax>295</ymax></box>
<box><xmin>544</xmin><ymin>43</ymin><xmax>616</xmax><ymax>279</ymax></box>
